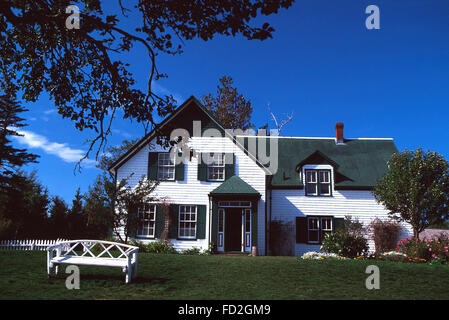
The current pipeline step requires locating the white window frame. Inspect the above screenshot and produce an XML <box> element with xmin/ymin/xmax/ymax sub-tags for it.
<box><xmin>307</xmin><ymin>216</ymin><xmax>334</xmax><ymax>244</ymax></box>
<box><xmin>218</xmin><ymin>201</ymin><xmax>252</xmax><ymax>208</ymax></box>
<box><xmin>178</xmin><ymin>205</ymin><xmax>197</xmax><ymax>239</ymax></box>
<box><xmin>243</xmin><ymin>209</ymin><xmax>252</xmax><ymax>252</ymax></box>
<box><xmin>207</xmin><ymin>153</ymin><xmax>225</xmax><ymax>181</ymax></box>
<box><xmin>302</xmin><ymin>165</ymin><xmax>333</xmax><ymax>197</ymax></box>
<box><xmin>307</xmin><ymin>217</ymin><xmax>320</xmax><ymax>244</ymax></box>
<box><xmin>158</xmin><ymin>152</ymin><xmax>175</xmax><ymax>181</ymax></box>
<box><xmin>137</xmin><ymin>204</ymin><xmax>156</xmax><ymax>238</ymax></box>
<box><xmin>320</xmin><ymin>217</ymin><xmax>333</xmax><ymax>242</ymax></box>
<box><xmin>217</xmin><ymin>208</ymin><xmax>225</xmax><ymax>252</ymax></box>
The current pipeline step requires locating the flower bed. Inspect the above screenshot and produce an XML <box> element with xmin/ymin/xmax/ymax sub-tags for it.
<box><xmin>397</xmin><ymin>235</ymin><xmax>449</xmax><ymax>264</ymax></box>
<box><xmin>300</xmin><ymin>251</ymin><xmax>346</xmax><ymax>260</ymax></box>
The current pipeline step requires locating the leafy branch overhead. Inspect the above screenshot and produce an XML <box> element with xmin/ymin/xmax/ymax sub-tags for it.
<box><xmin>0</xmin><ymin>0</ymin><xmax>293</xmax><ymax>167</ymax></box>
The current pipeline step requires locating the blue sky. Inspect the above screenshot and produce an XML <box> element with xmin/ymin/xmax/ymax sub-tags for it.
<box><xmin>12</xmin><ymin>0</ymin><xmax>449</xmax><ymax>204</ymax></box>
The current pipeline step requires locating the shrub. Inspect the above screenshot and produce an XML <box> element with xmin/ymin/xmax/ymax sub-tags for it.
<box><xmin>397</xmin><ymin>236</ymin><xmax>431</xmax><ymax>261</ymax></box>
<box><xmin>321</xmin><ymin>231</ymin><xmax>368</xmax><ymax>258</ymax></box>
<box><xmin>370</xmin><ymin>218</ymin><xmax>402</xmax><ymax>254</ymax></box>
<box><xmin>342</xmin><ymin>216</ymin><xmax>367</xmax><ymax>237</ymax></box>
<box><xmin>128</xmin><ymin>240</ymin><xmax>147</xmax><ymax>252</ymax></box>
<box><xmin>269</xmin><ymin>219</ymin><xmax>294</xmax><ymax>256</ymax></box>
<box><xmin>181</xmin><ymin>247</ymin><xmax>202</xmax><ymax>255</ymax></box>
<box><xmin>397</xmin><ymin>234</ymin><xmax>449</xmax><ymax>263</ymax></box>
<box><xmin>145</xmin><ymin>241</ymin><xmax>177</xmax><ymax>254</ymax></box>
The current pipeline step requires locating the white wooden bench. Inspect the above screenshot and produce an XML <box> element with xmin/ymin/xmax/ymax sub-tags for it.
<box><xmin>46</xmin><ymin>240</ymin><xmax>139</xmax><ymax>284</ymax></box>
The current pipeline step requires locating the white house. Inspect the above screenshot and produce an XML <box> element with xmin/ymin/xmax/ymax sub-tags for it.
<box><xmin>108</xmin><ymin>96</ymin><xmax>412</xmax><ymax>256</ymax></box>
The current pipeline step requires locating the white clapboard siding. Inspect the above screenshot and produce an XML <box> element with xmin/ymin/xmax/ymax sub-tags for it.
<box><xmin>116</xmin><ymin>136</ymin><xmax>267</xmax><ymax>254</ymax></box>
<box><xmin>0</xmin><ymin>239</ymin><xmax>69</xmax><ymax>251</ymax></box>
<box><xmin>270</xmin><ymin>188</ymin><xmax>413</xmax><ymax>256</ymax></box>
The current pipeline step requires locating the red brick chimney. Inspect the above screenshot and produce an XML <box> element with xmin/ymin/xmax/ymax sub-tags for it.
<box><xmin>335</xmin><ymin>122</ymin><xmax>344</xmax><ymax>144</ymax></box>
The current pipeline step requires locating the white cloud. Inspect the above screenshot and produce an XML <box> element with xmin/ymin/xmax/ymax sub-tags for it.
<box><xmin>112</xmin><ymin>128</ymin><xmax>133</xmax><ymax>139</ymax></box>
<box><xmin>43</xmin><ymin>109</ymin><xmax>57</xmax><ymax>115</ymax></box>
<box><xmin>13</xmin><ymin>130</ymin><xmax>98</xmax><ymax>168</ymax></box>
<box><xmin>151</xmin><ymin>81</ymin><xmax>185</xmax><ymax>105</ymax></box>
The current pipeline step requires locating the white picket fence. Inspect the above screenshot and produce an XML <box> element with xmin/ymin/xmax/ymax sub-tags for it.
<box><xmin>0</xmin><ymin>239</ymin><xmax>69</xmax><ymax>251</ymax></box>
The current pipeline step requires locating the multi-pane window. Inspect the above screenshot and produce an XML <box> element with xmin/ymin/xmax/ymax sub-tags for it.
<box><xmin>158</xmin><ymin>152</ymin><xmax>175</xmax><ymax>180</ymax></box>
<box><xmin>178</xmin><ymin>205</ymin><xmax>197</xmax><ymax>239</ymax></box>
<box><xmin>320</xmin><ymin>217</ymin><xmax>333</xmax><ymax>242</ymax></box>
<box><xmin>218</xmin><ymin>201</ymin><xmax>251</xmax><ymax>208</ymax></box>
<box><xmin>305</xmin><ymin>169</ymin><xmax>332</xmax><ymax>196</ymax></box>
<box><xmin>137</xmin><ymin>204</ymin><xmax>156</xmax><ymax>237</ymax></box>
<box><xmin>308</xmin><ymin>217</ymin><xmax>320</xmax><ymax>243</ymax></box>
<box><xmin>307</xmin><ymin>217</ymin><xmax>333</xmax><ymax>244</ymax></box>
<box><xmin>207</xmin><ymin>153</ymin><xmax>225</xmax><ymax>181</ymax></box>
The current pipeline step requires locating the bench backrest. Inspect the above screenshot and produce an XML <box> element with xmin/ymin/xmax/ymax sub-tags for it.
<box><xmin>49</xmin><ymin>240</ymin><xmax>138</xmax><ymax>259</ymax></box>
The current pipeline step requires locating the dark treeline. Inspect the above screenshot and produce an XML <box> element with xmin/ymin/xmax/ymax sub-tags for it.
<box><xmin>0</xmin><ymin>170</ymin><xmax>112</xmax><ymax>240</ymax></box>
<box><xmin>0</xmin><ymin>95</ymin><xmax>115</xmax><ymax>240</ymax></box>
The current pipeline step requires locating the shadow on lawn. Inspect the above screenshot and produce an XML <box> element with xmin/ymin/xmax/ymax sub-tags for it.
<box><xmin>78</xmin><ymin>274</ymin><xmax>170</xmax><ymax>285</ymax></box>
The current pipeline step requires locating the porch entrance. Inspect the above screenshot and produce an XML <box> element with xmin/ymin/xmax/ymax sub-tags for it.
<box><xmin>217</xmin><ymin>202</ymin><xmax>252</xmax><ymax>253</ymax></box>
<box><xmin>225</xmin><ymin>208</ymin><xmax>243</xmax><ymax>251</ymax></box>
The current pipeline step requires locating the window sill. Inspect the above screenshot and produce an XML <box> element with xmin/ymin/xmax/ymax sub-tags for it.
<box><xmin>305</xmin><ymin>195</ymin><xmax>332</xmax><ymax>197</ymax></box>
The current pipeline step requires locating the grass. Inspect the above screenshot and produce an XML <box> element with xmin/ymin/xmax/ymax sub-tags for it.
<box><xmin>0</xmin><ymin>251</ymin><xmax>448</xmax><ymax>300</ymax></box>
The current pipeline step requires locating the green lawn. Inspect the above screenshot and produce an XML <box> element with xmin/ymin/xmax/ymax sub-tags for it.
<box><xmin>0</xmin><ymin>251</ymin><xmax>448</xmax><ymax>299</ymax></box>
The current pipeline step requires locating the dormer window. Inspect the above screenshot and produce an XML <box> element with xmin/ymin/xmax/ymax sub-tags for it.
<box><xmin>305</xmin><ymin>169</ymin><xmax>331</xmax><ymax>196</ymax></box>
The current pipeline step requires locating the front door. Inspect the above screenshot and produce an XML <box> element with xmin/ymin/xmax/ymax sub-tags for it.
<box><xmin>225</xmin><ymin>208</ymin><xmax>242</xmax><ymax>252</ymax></box>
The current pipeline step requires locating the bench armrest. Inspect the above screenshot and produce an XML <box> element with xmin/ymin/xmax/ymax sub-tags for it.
<box><xmin>46</xmin><ymin>244</ymin><xmax>61</xmax><ymax>251</ymax></box>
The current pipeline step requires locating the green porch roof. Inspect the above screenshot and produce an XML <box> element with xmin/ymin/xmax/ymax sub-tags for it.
<box><xmin>209</xmin><ymin>175</ymin><xmax>261</xmax><ymax>197</ymax></box>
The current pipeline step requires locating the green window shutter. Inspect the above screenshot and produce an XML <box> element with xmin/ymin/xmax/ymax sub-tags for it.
<box><xmin>197</xmin><ymin>153</ymin><xmax>207</xmax><ymax>181</ymax></box>
<box><xmin>175</xmin><ymin>152</ymin><xmax>185</xmax><ymax>181</ymax></box>
<box><xmin>196</xmin><ymin>205</ymin><xmax>207</xmax><ymax>239</ymax></box>
<box><xmin>333</xmin><ymin>217</ymin><xmax>345</xmax><ymax>232</ymax></box>
<box><xmin>224</xmin><ymin>153</ymin><xmax>235</xmax><ymax>180</ymax></box>
<box><xmin>168</xmin><ymin>204</ymin><xmax>179</xmax><ymax>239</ymax></box>
<box><xmin>296</xmin><ymin>217</ymin><xmax>307</xmax><ymax>244</ymax></box>
<box><xmin>154</xmin><ymin>205</ymin><xmax>165</xmax><ymax>238</ymax></box>
<box><xmin>148</xmin><ymin>152</ymin><xmax>159</xmax><ymax>180</ymax></box>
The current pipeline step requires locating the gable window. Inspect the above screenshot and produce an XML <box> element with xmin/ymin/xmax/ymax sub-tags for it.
<box><xmin>137</xmin><ymin>204</ymin><xmax>156</xmax><ymax>238</ymax></box>
<box><xmin>207</xmin><ymin>153</ymin><xmax>225</xmax><ymax>181</ymax></box>
<box><xmin>158</xmin><ymin>152</ymin><xmax>175</xmax><ymax>180</ymax></box>
<box><xmin>305</xmin><ymin>169</ymin><xmax>331</xmax><ymax>196</ymax></box>
<box><xmin>307</xmin><ymin>216</ymin><xmax>333</xmax><ymax>244</ymax></box>
<box><xmin>178</xmin><ymin>205</ymin><xmax>197</xmax><ymax>239</ymax></box>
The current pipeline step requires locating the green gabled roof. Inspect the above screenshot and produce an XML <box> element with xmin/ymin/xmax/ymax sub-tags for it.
<box><xmin>210</xmin><ymin>175</ymin><xmax>261</xmax><ymax>196</ymax></box>
<box><xmin>241</xmin><ymin>137</ymin><xmax>398</xmax><ymax>189</ymax></box>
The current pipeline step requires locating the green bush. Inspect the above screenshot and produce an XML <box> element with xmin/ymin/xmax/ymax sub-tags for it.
<box><xmin>181</xmin><ymin>247</ymin><xmax>202</xmax><ymax>255</ymax></box>
<box><xmin>321</xmin><ymin>231</ymin><xmax>368</xmax><ymax>258</ymax></box>
<box><xmin>128</xmin><ymin>240</ymin><xmax>147</xmax><ymax>252</ymax></box>
<box><xmin>145</xmin><ymin>241</ymin><xmax>177</xmax><ymax>254</ymax></box>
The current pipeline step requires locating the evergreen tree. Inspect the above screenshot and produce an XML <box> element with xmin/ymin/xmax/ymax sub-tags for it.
<box><xmin>0</xmin><ymin>95</ymin><xmax>38</xmax><ymax>190</ymax></box>
<box><xmin>202</xmin><ymin>76</ymin><xmax>254</xmax><ymax>130</ymax></box>
<box><xmin>67</xmin><ymin>188</ymin><xmax>87</xmax><ymax>239</ymax></box>
<box><xmin>0</xmin><ymin>171</ymin><xmax>50</xmax><ymax>239</ymax></box>
<box><xmin>48</xmin><ymin>196</ymin><xmax>70</xmax><ymax>239</ymax></box>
